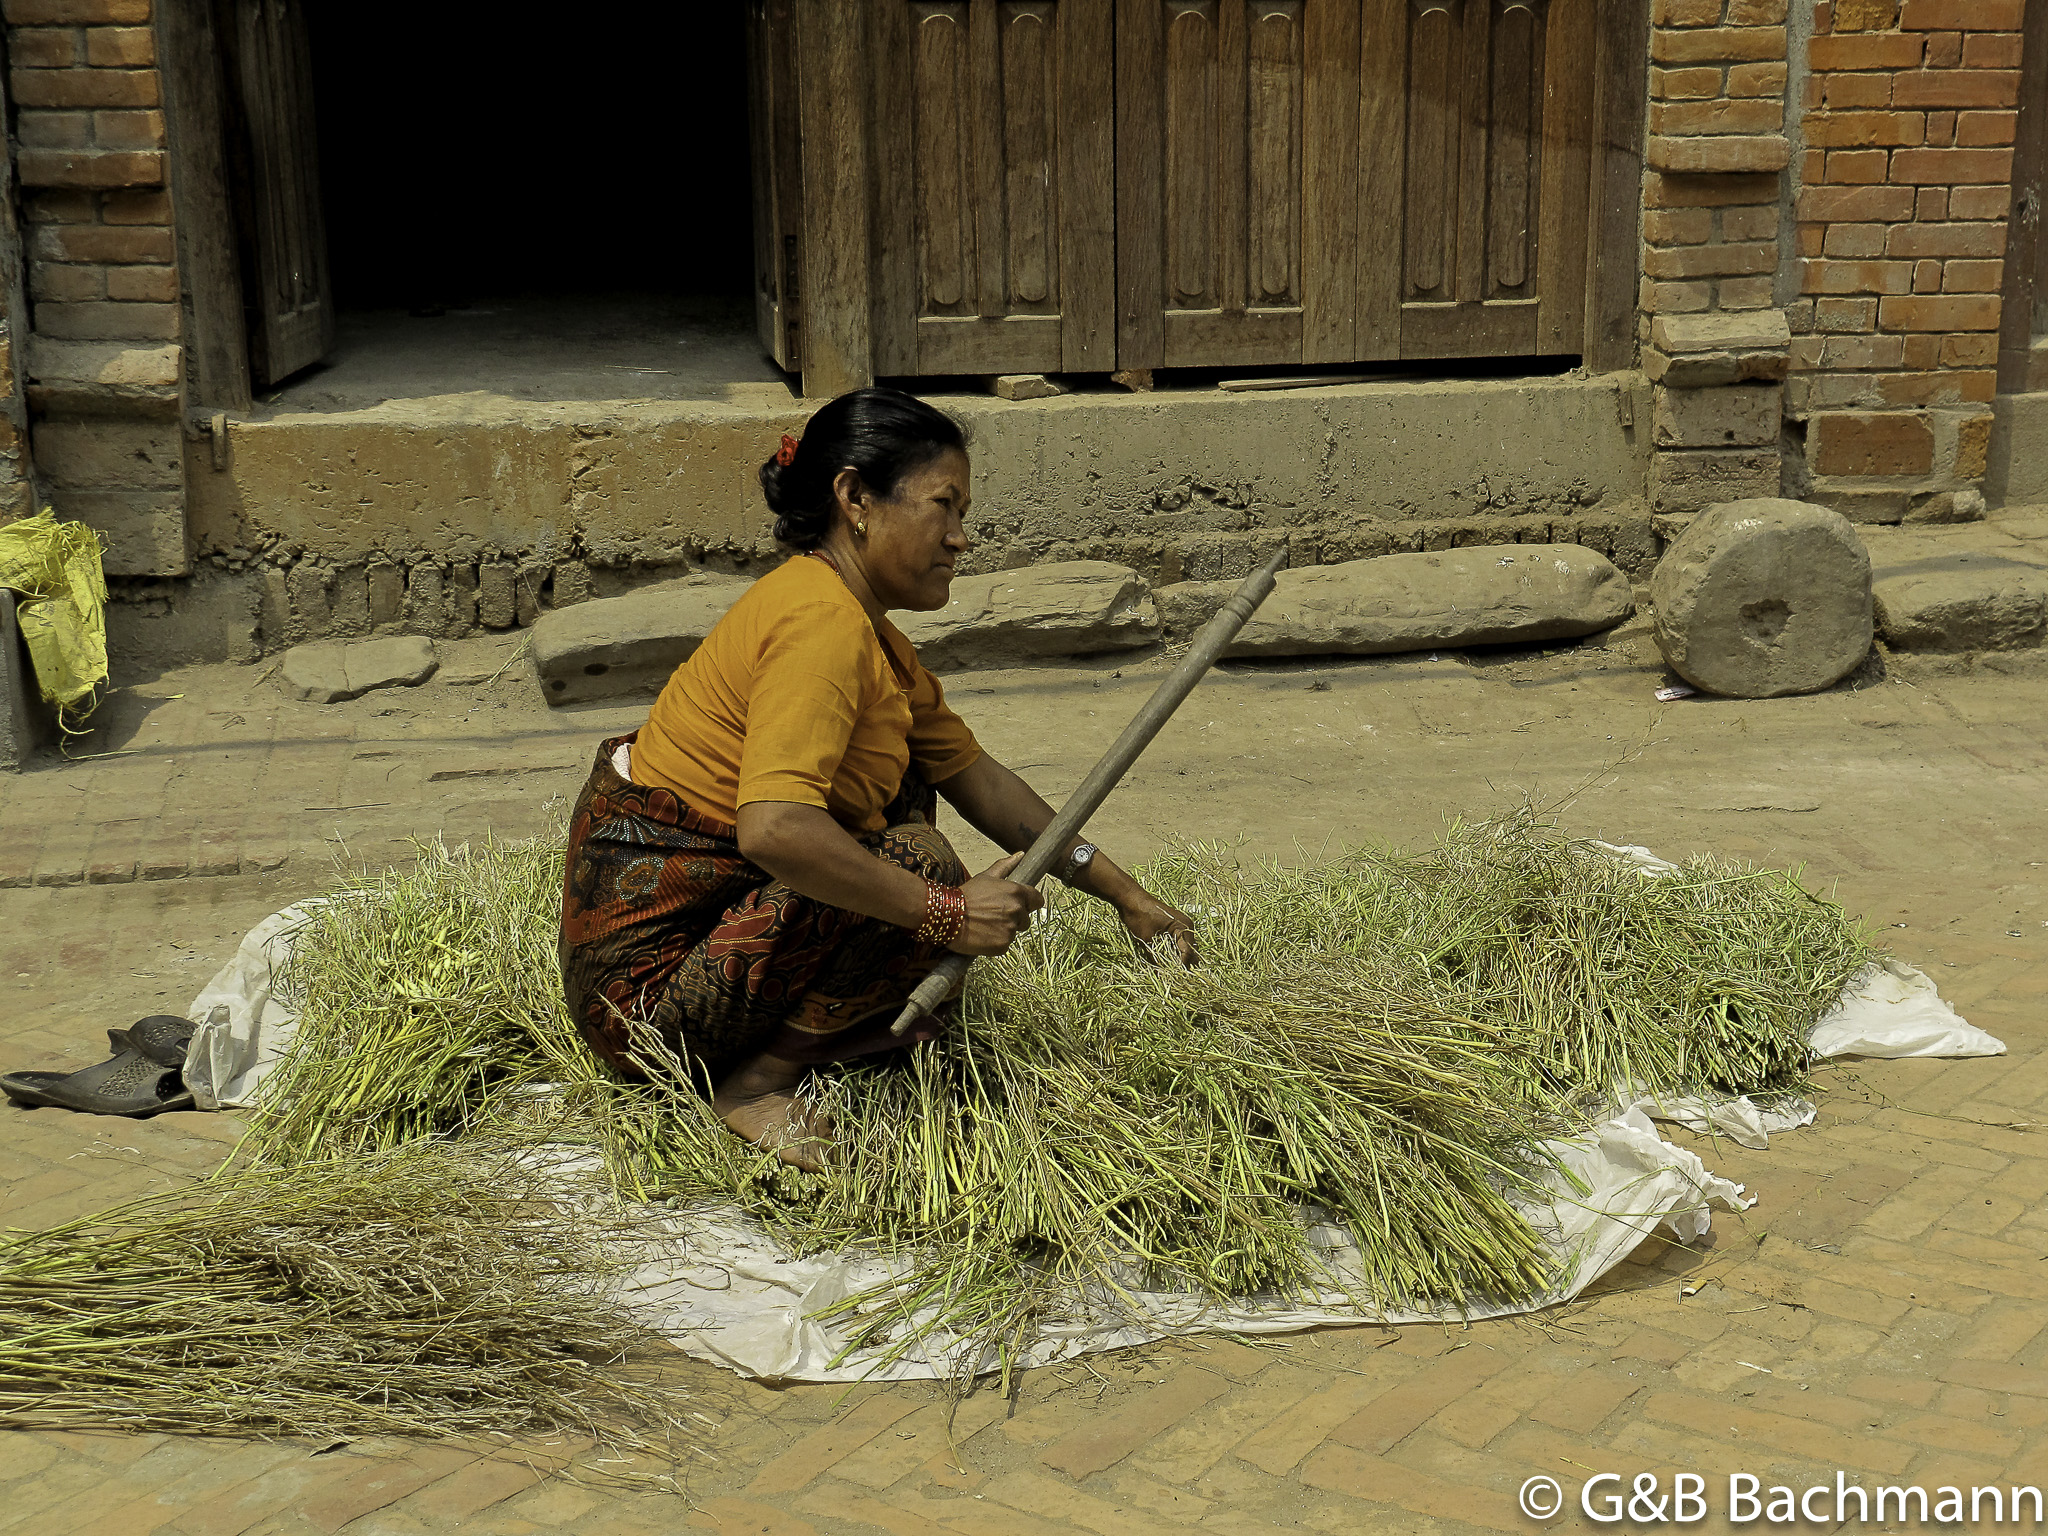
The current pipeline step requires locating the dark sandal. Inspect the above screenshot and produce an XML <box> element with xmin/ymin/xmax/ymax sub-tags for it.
<box><xmin>2</xmin><ymin>1015</ymin><xmax>199</xmax><ymax>1116</ymax></box>
<box><xmin>111</xmin><ymin>1015</ymin><xmax>195</xmax><ymax>1068</ymax></box>
<box><xmin>4</xmin><ymin>1056</ymin><xmax>192</xmax><ymax>1122</ymax></box>
<box><xmin>0</xmin><ymin>1071</ymin><xmax>70</xmax><ymax>1109</ymax></box>
<box><xmin>10</xmin><ymin>1048</ymin><xmax>192</xmax><ymax>1117</ymax></box>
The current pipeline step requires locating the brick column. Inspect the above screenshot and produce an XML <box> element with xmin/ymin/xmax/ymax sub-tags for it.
<box><xmin>1788</xmin><ymin>0</ymin><xmax>2020</xmax><ymax>523</ymax></box>
<box><xmin>1641</xmin><ymin>0</ymin><xmax>1796</xmax><ymax>512</ymax></box>
<box><xmin>4</xmin><ymin>0</ymin><xmax>187</xmax><ymax>575</ymax></box>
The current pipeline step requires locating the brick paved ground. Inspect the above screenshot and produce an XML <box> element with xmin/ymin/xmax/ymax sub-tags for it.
<box><xmin>1</xmin><ymin>613</ymin><xmax>2045</xmax><ymax>1534</ymax></box>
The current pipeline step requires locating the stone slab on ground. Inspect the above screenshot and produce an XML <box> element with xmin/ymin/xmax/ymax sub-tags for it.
<box><xmin>1651</xmin><ymin>498</ymin><xmax>1872</xmax><ymax>698</ymax></box>
<box><xmin>279</xmin><ymin>636</ymin><xmax>439</xmax><ymax>704</ymax></box>
<box><xmin>898</xmin><ymin>561</ymin><xmax>1159</xmax><ymax>668</ymax></box>
<box><xmin>531</xmin><ymin>575</ymin><xmax>746</xmax><ymax>705</ymax></box>
<box><xmin>1865</xmin><ymin>515</ymin><xmax>2048</xmax><ymax>653</ymax></box>
<box><xmin>1155</xmin><ymin>545</ymin><xmax>1632</xmax><ymax>656</ymax></box>
<box><xmin>2</xmin><ymin>588</ymin><xmax>55</xmax><ymax>771</ymax></box>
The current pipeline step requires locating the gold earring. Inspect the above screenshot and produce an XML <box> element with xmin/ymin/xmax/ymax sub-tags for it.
<box><xmin>856</xmin><ymin>519</ymin><xmax>869</xmax><ymax>538</ymax></box>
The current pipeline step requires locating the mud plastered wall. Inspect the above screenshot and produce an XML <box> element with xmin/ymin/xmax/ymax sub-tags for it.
<box><xmin>123</xmin><ymin>375</ymin><xmax>1658</xmax><ymax>663</ymax></box>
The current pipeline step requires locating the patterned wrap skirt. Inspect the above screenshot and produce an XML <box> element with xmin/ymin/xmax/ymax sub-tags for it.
<box><xmin>559</xmin><ymin>733</ymin><xmax>970</xmax><ymax>1082</ymax></box>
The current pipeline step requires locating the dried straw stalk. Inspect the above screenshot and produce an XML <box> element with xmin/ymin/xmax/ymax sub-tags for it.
<box><xmin>18</xmin><ymin>810</ymin><xmax>1873</xmax><ymax>1411</ymax></box>
<box><xmin>0</xmin><ymin>1138</ymin><xmax>698</xmax><ymax>1447</ymax></box>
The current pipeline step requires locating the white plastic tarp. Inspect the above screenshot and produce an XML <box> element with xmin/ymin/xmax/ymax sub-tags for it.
<box><xmin>621</xmin><ymin>1106</ymin><xmax>1746</xmax><ymax>1384</ymax></box>
<box><xmin>183</xmin><ymin>887</ymin><xmax>2005</xmax><ymax>1383</ymax></box>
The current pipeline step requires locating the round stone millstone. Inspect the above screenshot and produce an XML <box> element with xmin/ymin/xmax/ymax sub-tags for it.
<box><xmin>1650</xmin><ymin>498</ymin><xmax>1873</xmax><ymax>698</ymax></box>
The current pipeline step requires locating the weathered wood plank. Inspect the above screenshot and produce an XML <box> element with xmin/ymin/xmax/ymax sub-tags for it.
<box><xmin>1535</xmin><ymin>0</ymin><xmax>1592</xmax><ymax>353</ymax></box>
<box><xmin>1405</xmin><ymin>3</ymin><xmax>1453</xmax><ymax>300</ymax></box>
<box><xmin>218</xmin><ymin>0</ymin><xmax>332</xmax><ymax>388</ymax></box>
<box><xmin>1401</xmin><ymin>298</ymin><xmax>1539</xmax><ymax>357</ymax></box>
<box><xmin>915</xmin><ymin>7</ymin><xmax>965</xmax><ymax>311</ymax></box>
<box><xmin>1490</xmin><ymin>1</ymin><xmax>1538</xmax><ymax>294</ymax></box>
<box><xmin>1215</xmin><ymin>0</ymin><xmax>1247</xmax><ymax>313</ymax></box>
<box><xmin>1583</xmin><ymin>0</ymin><xmax>1647</xmax><ymax>373</ymax></box>
<box><xmin>917</xmin><ymin>313</ymin><xmax>1064</xmax><ymax>372</ymax></box>
<box><xmin>867</xmin><ymin>0</ymin><xmax>918</xmax><ymax>372</ymax></box>
<box><xmin>756</xmin><ymin>0</ymin><xmax>806</xmax><ymax>372</ymax></box>
<box><xmin>796</xmin><ymin>0</ymin><xmax>874</xmax><ymax>395</ymax></box>
<box><xmin>1002</xmin><ymin>4</ymin><xmax>1054</xmax><ymax>309</ymax></box>
<box><xmin>1452</xmin><ymin>0</ymin><xmax>1492</xmax><ymax>306</ymax></box>
<box><xmin>1356</xmin><ymin>0</ymin><xmax>1408</xmax><ymax>356</ymax></box>
<box><xmin>1166</xmin><ymin>3</ymin><xmax>1216</xmax><ymax>305</ymax></box>
<box><xmin>1162</xmin><ymin>303</ymin><xmax>1304</xmax><ymax>365</ymax></box>
<box><xmin>160</xmin><ymin>0</ymin><xmax>252</xmax><ymax>410</ymax></box>
<box><xmin>1301</xmin><ymin>0</ymin><xmax>1360</xmax><ymax>361</ymax></box>
<box><xmin>970</xmin><ymin>0</ymin><xmax>1008</xmax><ymax>316</ymax></box>
<box><xmin>1116</xmin><ymin>0</ymin><xmax>1167</xmax><ymax>367</ymax></box>
<box><xmin>1059</xmin><ymin>0</ymin><xmax>1117</xmax><ymax>370</ymax></box>
<box><xmin>1247</xmin><ymin>5</ymin><xmax>1301</xmax><ymax>307</ymax></box>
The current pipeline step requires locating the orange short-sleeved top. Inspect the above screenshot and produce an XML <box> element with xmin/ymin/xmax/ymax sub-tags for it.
<box><xmin>629</xmin><ymin>555</ymin><xmax>983</xmax><ymax>832</ymax></box>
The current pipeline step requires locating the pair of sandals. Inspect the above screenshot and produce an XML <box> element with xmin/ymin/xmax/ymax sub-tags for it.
<box><xmin>1</xmin><ymin>1016</ymin><xmax>196</xmax><ymax>1117</ymax></box>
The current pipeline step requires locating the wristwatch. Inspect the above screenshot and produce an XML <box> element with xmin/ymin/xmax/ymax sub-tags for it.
<box><xmin>1061</xmin><ymin>843</ymin><xmax>1098</xmax><ymax>883</ymax></box>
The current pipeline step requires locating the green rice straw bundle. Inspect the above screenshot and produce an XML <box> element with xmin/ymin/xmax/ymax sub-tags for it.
<box><xmin>0</xmin><ymin>1139</ymin><xmax>697</xmax><ymax>1445</ymax></box>
<box><xmin>617</xmin><ymin>859</ymin><xmax>1574</xmax><ymax>1383</ymax></box>
<box><xmin>1299</xmin><ymin>809</ymin><xmax>1875</xmax><ymax>1104</ymax></box>
<box><xmin>219</xmin><ymin>813</ymin><xmax>1877</xmax><ymax>1389</ymax></box>
<box><xmin>251</xmin><ymin>833</ymin><xmax>591</xmax><ymax>1162</ymax></box>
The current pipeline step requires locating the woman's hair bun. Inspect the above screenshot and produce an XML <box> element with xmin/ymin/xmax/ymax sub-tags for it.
<box><xmin>758</xmin><ymin>457</ymin><xmax>792</xmax><ymax>513</ymax></box>
<box><xmin>759</xmin><ymin>387</ymin><xmax>967</xmax><ymax>552</ymax></box>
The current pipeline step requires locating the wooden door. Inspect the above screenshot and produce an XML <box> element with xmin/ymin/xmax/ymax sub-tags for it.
<box><xmin>1115</xmin><ymin>0</ymin><xmax>1596</xmax><ymax>371</ymax></box>
<box><xmin>1997</xmin><ymin>0</ymin><xmax>2047</xmax><ymax>393</ymax></box>
<box><xmin>1367</xmin><ymin>0</ymin><xmax>1593</xmax><ymax>359</ymax></box>
<box><xmin>1117</xmin><ymin>0</ymin><xmax>1342</xmax><ymax>368</ymax></box>
<box><xmin>868</xmin><ymin>1</ymin><xmax>1117</xmax><ymax>376</ymax></box>
<box><xmin>215</xmin><ymin>0</ymin><xmax>333</xmax><ymax>388</ymax></box>
<box><xmin>748</xmin><ymin>0</ymin><xmax>804</xmax><ymax>373</ymax></box>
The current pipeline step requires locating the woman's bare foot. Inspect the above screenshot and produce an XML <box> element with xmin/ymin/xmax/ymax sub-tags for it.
<box><xmin>712</xmin><ymin>1053</ymin><xmax>833</xmax><ymax>1173</ymax></box>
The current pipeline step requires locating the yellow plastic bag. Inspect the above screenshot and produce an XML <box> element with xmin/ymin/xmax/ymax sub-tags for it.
<box><xmin>0</xmin><ymin>509</ymin><xmax>108</xmax><ymax>730</ymax></box>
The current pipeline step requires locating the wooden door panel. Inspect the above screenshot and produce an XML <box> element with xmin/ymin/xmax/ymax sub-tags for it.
<box><xmin>868</xmin><ymin>0</ymin><xmax>1114</xmax><ymax>377</ymax></box>
<box><xmin>217</xmin><ymin>0</ymin><xmax>332</xmax><ymax>388</ymax></box>
<box><xmin>1355</xmin><ymin>0</ymin><xmax>1407</xmax><ymax>355</ymax></box>
<box><xmin>747</xmin><ymin>0</ymin><xmax>803</xmax><ymax>372</ymax></box>
<box><xmin>1487</xmin><ymin>3</ymin><xmax>1542</xmax><ymax>297</ymax></box>
<box><xmin>1533</xmin><ymin>0</ymin><xmax>1593</xmax><ymax>351</ymax></box>
<box><xmin>1300</xmin><ymin>0</ymin><xmax>1360</xmax><ymax>360</ymax></box>
<box><xmin>1133</xmin><ymin>0</ymin><xmax>1314</xmax><ymax>370</ymax></box>
<box><xmin>1123</xmin><ymin>0</ymin><xmax>1594</xmax><ymax>371</ymax></box>
<box><xmin>1401</xmin><ymin>297</ymin><xmax>1538</xmax><ymax>357</ymax></box>
<box><xmin>1391</xmin><ymin>0</ymin><xmax>1589</xmax><ymax>360</ymax></box>
<box><xmin>754</xmin><ymin>0</ymin><xmax>1619</xmax><ymax>380</ymax></box>
<box><xmin>1246</xmin><ymin>7</ymin><xmax>1304</xmax><ymax>308</ymax></box>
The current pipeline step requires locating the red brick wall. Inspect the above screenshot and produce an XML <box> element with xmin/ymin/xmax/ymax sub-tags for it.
<box><xmin>1643</xmin><ymin>0</ymin><xmax>1792</xmax><ymax>319</ymax></box>
<box><xmin>1789</xmin><ymin>0</ymin><xmax>2020</xmax><ymax>520</ymax></box>
<box><xmin>5</xmin><ymin>0</ymin><xmax>175</xmax><ymax>346</ymax></box>
<box><xmin>1642</xmin><ymin>0</ymin><xmax>1796</xmax><ymax>513</ymax></box>
<box><xmin>2</xmin><ymin>0</ymin><xmax>186</xmax><ymax>576</ymax></box>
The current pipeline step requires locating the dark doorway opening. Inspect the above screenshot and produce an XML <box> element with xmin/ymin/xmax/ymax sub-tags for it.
<box><xmin>307</xmin><ymin>4</ymin><xmax>755</xmax><ymax>309</ymax></box>
<box><xmin>249</xmin><ymin>1</ymin><xmax>785</xmax><ymax>410</ymax></box>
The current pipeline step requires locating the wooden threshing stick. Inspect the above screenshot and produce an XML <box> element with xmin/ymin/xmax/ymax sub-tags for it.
<box><xmin>889</xmin><ymin>544</ymin><xmax>1291</xmax><ymax>1036</ymax></box>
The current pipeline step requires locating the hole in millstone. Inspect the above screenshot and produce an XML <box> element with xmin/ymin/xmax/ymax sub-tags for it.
<box><xmin>549</xmin><ymin>679</ymin><xmax>566</xmax><ymax>692</ymax></box>
<box><xmin>583</xmin><ymin>662</ymin><xmax>610</xmax><ymax>676</ymax></box>
<box><xmin>1740</xmin><ymin>597</ymin><xmax>1791</xmax><ymax>646</ymax></box>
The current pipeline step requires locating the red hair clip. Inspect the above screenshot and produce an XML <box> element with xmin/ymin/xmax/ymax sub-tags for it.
<box><xmin>775</xmin><ymin>434</ymin><xmax>800</xmax><ymax>466</ymax></box>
